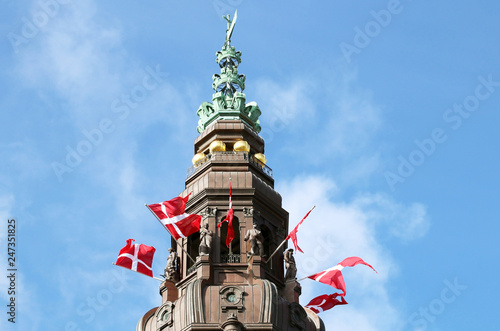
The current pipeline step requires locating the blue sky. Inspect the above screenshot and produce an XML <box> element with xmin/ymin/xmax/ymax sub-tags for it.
<box><xmin>1</xmin><ymin>0</ymin><xmax>499</xmax><ymax>330</ymax></box>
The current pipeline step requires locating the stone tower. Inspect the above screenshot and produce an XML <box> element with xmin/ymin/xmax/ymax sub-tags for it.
<box><xmin>137</xmin><ymin>13</ymin><xmax>325</xmax><ymax>331</ymax></box>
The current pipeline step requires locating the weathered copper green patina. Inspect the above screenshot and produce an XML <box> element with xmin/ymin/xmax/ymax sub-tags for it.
<box><xmin>197</xmin><ymin>11</ymin><xmax>262</xmax><ymax>133</ymax></box>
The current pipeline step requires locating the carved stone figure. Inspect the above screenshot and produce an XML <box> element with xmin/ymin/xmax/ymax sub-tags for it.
<box><xmin>201</xmin><ymin>206</ymin><xmax>217</xmax><ymax>217</ymax></box>
<box><xmin>284</xmin><ymin>248</ymin><xmax>297</xmax><ymax>281</ymax></box>
<box><xmin>199</xmin><ymin>222</ymin><xmax>213</xmax><ymax>256</ymax></box>
<box><xmin>244</xmin><ymin>223</ymin><xmax>264</xmax><ymax>258</ymax></box>
<box><xmin>163</xmin><ymin>248</ymin><xmax>179</xmax><ymax>282</ymax></box>
<box><xmin>242</xmin><ymin>206</ymin><xmax>254</xmax><ymax>217</ymax></box>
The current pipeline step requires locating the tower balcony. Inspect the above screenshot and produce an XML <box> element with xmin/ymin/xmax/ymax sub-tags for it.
<box><xmin>220</xmin><ymin>252</ymin><xmax>242</xmax><ymax>263</ymax></box>
<box><xmin>186</xmin><ymin>151</ymin><xmax>273</xmax><ymax>179</ymax></box>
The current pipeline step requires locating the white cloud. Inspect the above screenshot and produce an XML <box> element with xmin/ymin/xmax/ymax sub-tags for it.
<box><xmin>353</xmin><ymin>193</ymin><xmax>430</xmax><ymax>242</ymax></box>
<box><xmin>255</xmin><ymin>78</ymin><xmax>316</xmax><ymax>144</ymax></box>
<box><xmin>324</xmin><ymin>73</ymin><xmax>382</xmax><ymax>156</ymax></box>
<box><xmin>100</xmin><ymin>148</ymin><xmax>150</xmax><ymax>232</ymax></box>
<box><xmin>12</xmin><ymin>0</ymin><xmax>186</xmax><ymax>222</ymax></box>
<box><xmin>256</xmin><ymin>78</ymin><xmax>316</xmax><ymax>123</ymax></box>
<box><xmin>253</xmin><ymin>68</ymin><xmax>384</xmax><ymax>187</ymax></box>
<box><xmin>339</xmin><ymin>153</ymin><xmax>383</xmax><ymax>186</ymax></box>
<box><xmin>17</xmin><ymin>0</ymin><xmax>125</xmax><ymax>126</ymax></box>
<box><xmin>279</xmin><ymin>175</ymin><xmax>429</xmax><ymax>330</ymax></box>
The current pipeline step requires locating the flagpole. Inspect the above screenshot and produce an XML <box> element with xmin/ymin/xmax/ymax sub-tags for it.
<box><xmin>112</xmin><ymin>262</ymin><xmax>164</xmax><ymax>282</ymax></box>
<box><xmin>297</xmin><ymin>264</ymin><xmax>331</xmax><ymax>282</ymax></box>
<box><xmin>145</xmin><ymin>204</ymin><xmax>197</xmax><ymax>264</ymax></box>
<box><xmin>265</xmin><ymin>238</ymin><xmax>287</xmax><ymax>264</ymax></box>
<box><xmin>297</xmin><ymin>275</ymin><xmax>313</xmax><ymax>282</ymax></box>
<box><xmin>265</xmin><ymin>205</ymin><xmax>316</xmax><ymax>264</ymax></box>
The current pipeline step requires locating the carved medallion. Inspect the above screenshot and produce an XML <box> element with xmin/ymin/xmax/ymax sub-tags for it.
<box><xmin>220</xmin><ymin>286</ymin><xmax>244</xmax><ymax>312</ymax></box>
<box><xmin>155</xmin><ymin>302</ymin><xmax>174</xmax><ymax>330</ymax></box>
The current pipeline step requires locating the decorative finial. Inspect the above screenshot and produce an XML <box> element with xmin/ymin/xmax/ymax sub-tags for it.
<box><xmin>196</xmin><ymin>10</ymin><xmax>262</xmax><ymax>134</ymax></box>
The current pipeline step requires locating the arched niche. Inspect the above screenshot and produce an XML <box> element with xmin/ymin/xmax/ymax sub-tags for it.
<box><xmin>260</xmin><ymin>223</ymin><xmax>273</xmax><ymax>260</ymax></box>
<box><xmin>187</xmin><ymin>230</ymin><xmax>200</xmax><ymax>271</ymax></box>
<box><xmin>219</xmin><ymin>215</ymin><xmax>240</xmax><ymax>262</ymax></box>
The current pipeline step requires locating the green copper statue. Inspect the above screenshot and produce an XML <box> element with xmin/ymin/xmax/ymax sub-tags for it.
<box><xmin>223</xmin><ymin>10</ymin><xmax>237</xmax><ymax>48</ymax></box>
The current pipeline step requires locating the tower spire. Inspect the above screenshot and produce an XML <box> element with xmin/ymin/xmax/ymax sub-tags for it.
<box><xmin>196</xmin><ymin>11</ymin><xmax>261</xmax><ymax>133</ymax></box>
<box><xmin>137</xmin><ymin>12</ymin><xmax>326</xmax><ymax>330</ymax></box>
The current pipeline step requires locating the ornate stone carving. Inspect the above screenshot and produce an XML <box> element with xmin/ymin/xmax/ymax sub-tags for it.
<box><xmin>284</xmin><ymin>248</ymin><xmax>297</xmax><ymax>281</ymax></box>
<box><xmin>199</xmin><ymin>222</ymin><xmax>213</xmax><ymax>256</ymax></box>
<box><xmin>201</xmin><ymin>206</ymin><xmax>217</xmax><ymax>217</ymax></box>
<box><xmin>163</xmin><ymin>248</ymin><xmax>179</xmax><ymax>282</ymax></box>
<box><xmin>242</xmin><ymin>206</ymin><xmax>254</xmax><ymax>217</ymax></box>
<box><xmin>220</xmin><ymin>286</ymin><xmax>245</xmax><ymax>312</ymax></box>
<box><xmin>155</xmin><ymin>302</ymin><xmax>174</xmax><ymax>330</ymax></box>
<box><xmin>244</xmin><ymin>223</ymin><xmax>264</xmax><ymax>258</ymax></box>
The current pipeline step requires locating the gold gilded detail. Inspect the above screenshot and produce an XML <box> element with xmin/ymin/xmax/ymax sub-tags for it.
<box><xmin>253</xmin><ymin>153</ymin><xmax>267</xmax><ymax>165</ymax></box>
<box><xmin>233</xmin><ymin>140</ymin><xmax>250</xmax><ymax>152</ymax></box>
<box><xmin>192</xmin><ymin>152</ymin><xmax>206</xmax><ymax>166</ymax></box>
<box><xmin>209</xmin><ymin>140</ymin><xmax>226</xmax><ymax>153</ymax></box>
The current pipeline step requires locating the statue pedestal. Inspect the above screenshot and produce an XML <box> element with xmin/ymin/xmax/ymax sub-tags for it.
<box><xmin>196</xmin><ymin>254</ymin><xmax>212</xmax><ymax>280</ymax></box>
<box><xmin>251</xmin><ymin>256</ymin><xmax>265</xmax><ymax>278</ymax></box>
<box><xmin>283</xmin><ymin>279</ymin><xmax>301</xmax><ymax>304</ymax></box>
<box><xmin>160</xmin><ymin>280</ymin><xmax>178</xmax><ymax>303</ymax></box>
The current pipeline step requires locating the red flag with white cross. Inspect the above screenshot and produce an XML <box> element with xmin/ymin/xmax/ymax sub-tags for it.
<box><xmin>115</xmin><ymin>239</ymin><xmax>156</xmax><ymax>277</ymax></box>
<box><xmin>285</xmin><ymin>206</ymin><xmax>314</xmax><ymax>253</ymax></box>
<box><xmin>147</xmin><ymin>194</ymin><xmax>202</xmax><ymax>240</ymax></box>
<box><xmin>308</xmin><ymin>257</ymin><xmax>377</xmax><ymax>296</ymax></box>
<box><xmin>305</xmin><ymin>293</ymin><xmax>348</xmax><ymax>314</ymax></box>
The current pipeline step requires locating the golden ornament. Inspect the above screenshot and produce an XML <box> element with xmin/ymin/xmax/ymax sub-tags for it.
<box><xmin>192</xmin><ymin>152</ymin><xmax>206</xmax><ymax>166</ymax></box>
<box><xmin>209</xmin><ymin>140</ymin><xmax>226</xmax><ymax>153</ymax></box>
<box><xmin>253</xmin><ymin>153</ymin><xmax>267</xmax><ymax>165</ymax></box>
<box><xmin>233</xmin><ymin>140</ymin><xmax>250</xmax><ymax>152</ymax></box>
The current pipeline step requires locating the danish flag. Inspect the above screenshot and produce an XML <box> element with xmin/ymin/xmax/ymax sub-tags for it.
<box><xmin>115</xmin><ymin>239</ymin><xmax>155</xmax><ymax>277</ymax></box>
<box><xmin>305</xmin><ymin>293</ymin><xmax>348</xmax><ymax>314</ymax></box>
<box><xmin>308</xmin><ymin>257</ymin><xmax>377</xmax><ymax>296</ymax></box>
<box><xmin>285</xmin><ymin>206</ymin><xmax>314</xmax><ymax>253</ymax></box>
<box><xmin>218</xmin><ymin>180</ymin><xmax>234</xmax><ymax>248</ymax></box>
<box><xmin>147</xmin><ymin>194</ymin><xmax>202</xmax><ymax>240</ymax></box>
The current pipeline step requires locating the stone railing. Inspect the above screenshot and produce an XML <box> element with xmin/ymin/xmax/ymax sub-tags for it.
<box><xmin>249</xmin><ymin>155</ymin><xmax>273</xmax><ymax>177</ymax></box>
<box><xmin>220</xmin><ymin>253</ymin><xmax>241</xmax><ymax>263</ymax></box>
<box><xmin>186</xmin><ymin>152</ymin><xmax>273</xmax><ymax>178</ymax></box>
